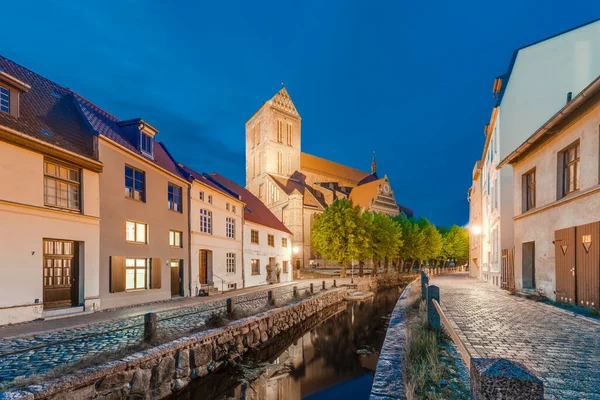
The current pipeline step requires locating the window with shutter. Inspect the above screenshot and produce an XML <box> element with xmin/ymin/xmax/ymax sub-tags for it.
<box><xmin>110</xmin><ymin>256</ymin><xmax>126</xmax><ymax>293</ymax></box>
<box><xmin>151</xmin><ymin>258</ymin><xmax>162</xmax><ymax>289</ymax></box>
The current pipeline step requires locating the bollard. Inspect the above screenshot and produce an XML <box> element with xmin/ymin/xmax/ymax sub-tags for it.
<box><xmin>470</xmin><ymin>358</ymin><xmax>543</xmax><ymax>400</ymax></box>
<box><xmin>427</xmin><ymin>285</ymin><xmax>440</xmax><ymax>331</ymax></box>
<box><xmin>322</xmin><ymin>280</ymin><xmax>326</xmax><ymax>290</ymax></box>
<box><xmin>144</xmin><ymin>312</ymin><xmax>158</xmax><ymax>343</ymax></box>
<box><xmin>267</xmin><ymin>290</ymin><xmax>275</xmax><ymax>306</ymax></box>
<box><xmin>421</xmin><ymin>273</ymin><xmax>429</xmax><ymax>300</ymax></box>
<box><xmin>310</xmin><ymin>283</ymin><xmax>314</xmax><ymax>293</ymax></box>
<box><xmin>293</xmin><ymin>286</ymin><xmax>298</xmax><ymax>299</ymax></box>
<box><xmin>226</xmin><ymin>297</ymin><xmax>234</xmax><ymax>314</ymax></box>
<box><xmin>333</xmin><ymin>279</ymin><xmax>337</xmax><ymax>287</ymax></box>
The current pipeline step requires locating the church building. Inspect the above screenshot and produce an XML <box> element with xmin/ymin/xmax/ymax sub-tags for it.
<box><xmin>245</xmin><ymin>88</ymin><xmax>412</xmax><ymax>269</ymax></box>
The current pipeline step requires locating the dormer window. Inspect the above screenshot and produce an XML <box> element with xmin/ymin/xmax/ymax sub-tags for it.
<box><xmin>0</xmin><ymin>86</ymin><xmax>9</xmax><ymax>113</ymax></box>
<box><xmin>140</xmin><ymin>132</ymin><xmax>154</xmax><ymax>157</ymax></box>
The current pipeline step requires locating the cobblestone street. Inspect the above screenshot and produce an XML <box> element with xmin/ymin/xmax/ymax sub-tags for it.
<box><xmin>0</xmin><ymin>277</ymin><xmax>357</xmax><ymax>386</ymax></box>
<box><xmin>433</xmin><ymin>273</ymin><xmax>600</xmax><ymax>400</ymax></box>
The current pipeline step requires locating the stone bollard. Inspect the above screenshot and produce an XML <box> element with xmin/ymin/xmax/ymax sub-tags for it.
<box><xmin>293</xmin><ymin>286</ymin><xmax>298</xmax><ymax>299</ymax></box>
<box><xmin>322</xmin><ymin>280</ymin><xmax>326</xmax><ymax>290</ymax></box>
<box><xmin>426</xmin><ymin>285</ymin><xmax>440</xmax><ymax>331</ymax></box>
<box><xmin>310</xmin><ymin>283</ymin><xmax>314</xmax><ymax>294</ymax></box>
<box><xmin>226</xmin><ymin>298</ymin><xmax>235</xmax><ymax>314</ymax></box>
<box><xmin>470</xmin><ymin>358</ymin><xmax>544</xmax><ymax>400</ymax></box>
<box><xmin>333</xmin><ymin>279</ymin><xmax>337</xmax><ymax>287</ymax></box>
<box><xmin>421</xmin><ymin>273</ymin><xmax>429</xmax><ymax>300</ymax></box>
<box><xmin>267</xmin><ymin>290</ymin><xmax>275</xmax><ymax>306</ymax></box>
<box><xmin>144</xmin><ymin>312</ymin><xmax>158</xmax><ymax>343</ymax></box>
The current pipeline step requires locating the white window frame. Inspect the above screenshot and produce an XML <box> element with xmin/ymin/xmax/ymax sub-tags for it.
<box><xmin>199</xmin><ymin>209</ymin><xmax>212</xmax><ymax>234</ymax></box>
<box><xmin>226</xmin><ymin>252</ymin><xmax>236</xmax><ymax>273</ymax></box>
<box><xmin>125</xmin><ymin>258</ymin><xmax>147</xmax><ymax>290</ymax></box>
<box><xmin>226</xmin><ymin>217</ymin><xmax>236</xmax><ymax>239</ymax></box>
<box><xmin>126</xmin><ymin>221</ymin><xmax>148</xmax><ymax>243</ymax></box>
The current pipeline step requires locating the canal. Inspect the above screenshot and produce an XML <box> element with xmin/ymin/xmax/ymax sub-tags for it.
<box><xmin>172</xmin><ymin>286</ymin><xmax>403</xmax><ymax>400</ymax></box>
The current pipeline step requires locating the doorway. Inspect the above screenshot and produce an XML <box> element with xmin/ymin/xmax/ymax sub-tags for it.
<box><xmin>522</xmin><ymin>242</ymin><xmax>535</xmax><ymax>289</ymax></box>
<box><xmin>43</xmin><ymin>239</ymin><xmax>79</xmax><ymax>309</ymax></box>
<box><xmin>199</xmin><ymin>250</ymin><xmax>211</xmax><ymax>284</ymax></box>
<box><xmin>170</xmin><ymin>259</ymin><xmax>183</xmax><ymax>297</ymax></box>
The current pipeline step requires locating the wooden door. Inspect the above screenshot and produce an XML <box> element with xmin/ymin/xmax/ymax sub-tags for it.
<box><xmin>199</xmin><ymin>250</ymin><xmax>208</xmax><ymax>284</ymax></box>
<box><xmin>555</xmin><ymin>227</ymin><xmax>576</xmax><ymax>305</ymax></box>
<box><xmin>170</xmin><ymin>259</ymin><xmax>182</xmax><ymax>297</ymax></box>
<box><xmin>501</xmin><ymin>248</ymin><xmax>515</xmax><ymax>291</ymax></box>
<box><xmin>43</xmin><ymin>239</ymin><xmax>78</xmax><ymax>309</ymax></box>
<box><xmin>575</xmin><ymin>222</ymin><xmax>600</xmax><ymax>308</ymax></box>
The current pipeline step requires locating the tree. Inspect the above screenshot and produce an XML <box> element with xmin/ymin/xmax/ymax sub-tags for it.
<box><xmin>371</xmin><ymin>213</ymin><xmax>403</xmax><ymax>274</ymax></box>
<box><xmin>357</xmin><ymin>211</ymin><xmax>375</xmax><ymax>277</ymax></box>
<box><xmin>394</xmin><ymin>215</ymin><xmax>425</xmax><ymax>271</ymax></box>
<box><xmin>440</xmin><ymin>225</ymin><xmax>469</xmax><ymax>266</ymax></box>
<box><xmin>311</xmin><ymin>199</ymin><xmax>369</xmax><ymax>277</ymax></box>
<box><xmin>417</xmin><ymin>217</ymin><xmax>443</xmax><ymax>267</ymax></box>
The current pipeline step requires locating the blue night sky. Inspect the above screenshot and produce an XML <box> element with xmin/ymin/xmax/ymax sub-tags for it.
<box><xmin>3</xmin><ymin>1</ymin><xmax>600</xmax><ymax>226</ymax></box>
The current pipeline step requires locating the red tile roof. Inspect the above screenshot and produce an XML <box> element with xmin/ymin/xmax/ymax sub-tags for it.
<box><xmin>208</xmin><ymin>173</ymin><xmax>292</xmax><ymax>234</ymax></box>
<box><xmin>301</xmin><ymin>152</ymin><xmax>370</xmax><ymax>184</ymax></box>
<box><xmin>269</xmin><ymin>174</ymin><xmax>326</xmax><ymax>209</ymax></box>
<box><xmin>178</xmin><ymin>164</ymin><xmax>241</xmax><ymax>201</ymax></box>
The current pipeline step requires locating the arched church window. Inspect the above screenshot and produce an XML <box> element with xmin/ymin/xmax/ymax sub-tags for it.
<box><xmin>277</xmin><ymin>151</ymin><xmax>283</xmax><ymax>174</ymax></box>
<box><xmin>287</xmin><ymin>122</ymin><xmax>292</xmax><ymax>145</ymax></box>
<box><xmin>277</xmin><ymin>120</ymin><xmax>283</xmax><ymax>143</ymax></box>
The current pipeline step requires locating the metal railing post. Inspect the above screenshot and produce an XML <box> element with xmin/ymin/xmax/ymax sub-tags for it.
<box><xmin>226</xmin><ymin>298</ymin><xmax>234</xmax><ymax>314</ymax></box>
<box><xmin>144</xmin><ymin>312</ymin><xmax>158</xmax><ymax>343</ymax></box>
<box><xmin>421</xmin><ymin>270</ymin><xmax>429</xmax><ymax>300</ymax></box>
<box><xmin>427</xmin><ymin>285</ymin><xmax>440</xmax><ymax>331</ymax></box>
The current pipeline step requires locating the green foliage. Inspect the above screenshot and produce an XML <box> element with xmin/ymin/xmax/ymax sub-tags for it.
<box><xmin>371</xmin><ymin>212</ymin><xmax>403</xmax><ymax>265</ymax></box>
<box><xmin>417</xmin><ymin>217</ymin><xmax>443</xmax><ymax>263</ymax></box>
<box><xmin>394</xmin><ymin>215</ymin><xmax>425</xmax><ymax>262</ymax></box>
<box><xmin>440</xmin><ymin>225</ymin><xmax>469</xmax><ymax>263</ymax></box>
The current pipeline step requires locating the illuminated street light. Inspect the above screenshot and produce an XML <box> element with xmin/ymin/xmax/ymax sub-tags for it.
<box><xmin>470</xmin><ymin>224</ymin><xmax>482</xmax><ymax>235</ymax></box>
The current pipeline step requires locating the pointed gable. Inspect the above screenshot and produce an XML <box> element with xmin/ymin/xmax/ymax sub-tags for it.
<box><xmin>269</xmin><ymin>87</ymin><xmax>299</xmax><ymax>117</ymax></box>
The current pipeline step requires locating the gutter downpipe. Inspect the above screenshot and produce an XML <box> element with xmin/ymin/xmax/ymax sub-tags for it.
<box><xmin>187</xmin><ymin>183</ymin><xmax>193</xmax><ymax>297</ymax></box>
<box><xmin>241</xmin><ymin>197</ymin><xmax>246</xmax><ymax>289</ymax></box>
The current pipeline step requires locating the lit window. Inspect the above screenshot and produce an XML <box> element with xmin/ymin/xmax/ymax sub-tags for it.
<box><xmin>208</xmin><ymin>194</ymin><xmax>213</xmax><ymax>204</ymax></box>
<box><xmin>126</xmin><ymin>221</ymin><xmax>147</xmax><ymax>243</ymax></box>
<box><xmin>287</xmin><ymin>122</ymin><xmax>292</xmax><ymax>145</ymax></box>
<box><xmin>168</xmin><ymin>183</ymin><xmax>183</xmax><ymax>212</ymax></box>
<box><xmin>226</xmin><ymin>253</ymin><xmax>236</xmax><ymax>273</ymax></box>
<box><xmin>277</xmin><ymin>120</ymin><xmax>283</xmax><ymax>143</ymax></box>
<box><xmin>125</xmin><ymin>166</ymin><xmax>145</xmax><ymax>202</ymax></box>
<box><xmin>140</xmin><ymin>133</ymin><xmax>153</xmax><ymax>156</ymax></box>
<box><xmin>251</xmin><ymin>259</ymin><xmax>260</xmax><ymax>275</ymax></box>
<box><xmin>169</xmin><ymin>230</ymin><xmax>182</xmax><ymax>247</ymax></box>
<box><xmin>199</xmin><ymin>209</ymin><xmax>212</xmax><ymax>234</ymax></box>
<box><xmin>282</xmin><ymin>238</ymin><xmax>288</xmax><ymax>248</ymax></box>
<box><xmin>232</xmin><ymin>205</ymin><xmax>236</xmax><ymax>214</ymax></box>
<box><xmin>226</xmin><ymin>217</ymin><xmax>236</xmax><ymax>239</ymax></box>
<box><xmin>268</xmin><ymin>234</ymin><xmax>274</xmax><ymax>247</ymax></box>
<box><xmin>44</xmin><ymin>160</ymin><xmax>80</xmax><ymax>211</ymax></box>
<box><xmin>125</xmin><ymin>258</ymin><xmax>147</xmax><ymax>290</ymax></box>
<box><xmin>199</xmin><ymin>191</ymin><xmax>204</xmax><ymax>201</ymax></box>
<box><xmin>0</xmin><ymin>86</ymin><xmax>9</xmax><ymax>113</ymax></box>
<box><xmin>251</xmin><ymin>229</ymin><xmax>259</xmax><ymax>244</ymax></box>
<box><xmin>226</xmin><ymin>203</ymin><xmax>230</xmax><ymax>211</ymax></box>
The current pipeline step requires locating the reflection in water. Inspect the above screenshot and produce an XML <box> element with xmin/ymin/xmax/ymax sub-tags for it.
<box><xmin>174</xmin><ymin>287</ymin><xmax>402</xmax><ymax>400</ymax></box>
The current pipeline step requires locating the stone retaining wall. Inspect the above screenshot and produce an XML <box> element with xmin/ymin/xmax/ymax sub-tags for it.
<box><xmin>4</xmin><ymin>288</ymin><xmax>348</xmax><ymax>400</ymax></box>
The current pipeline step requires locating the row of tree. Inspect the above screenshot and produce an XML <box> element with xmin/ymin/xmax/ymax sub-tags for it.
<box><xmin>311</xmin><ymin>199</ymin><xmax>469</xmax><ymax>276</ymax></box>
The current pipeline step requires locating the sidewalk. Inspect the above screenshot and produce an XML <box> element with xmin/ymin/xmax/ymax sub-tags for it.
<box><xmin>432</xmin><ymin>273</ymin><xmax>600</xmax><ymax>400</ymax></box>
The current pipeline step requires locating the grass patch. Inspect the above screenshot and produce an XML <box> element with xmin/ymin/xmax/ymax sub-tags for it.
<box><xmin>404</xmin><ymin>301</ymin><xmax>469</xmax><ymax>400</ymax></box>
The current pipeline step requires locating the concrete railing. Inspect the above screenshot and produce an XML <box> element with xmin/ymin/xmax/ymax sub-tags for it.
<box><xmin>421</xmin><ymin>270</ymin><xmax>544</xmax><ymax>400</ymax></box>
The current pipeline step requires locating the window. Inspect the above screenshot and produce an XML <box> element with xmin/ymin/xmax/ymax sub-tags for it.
<box><xmin>522</xmin><ymin>169</ymin><xmax>536</xmax><ymax>212</ymax></box>
<box><xmin>226</xmin><ymin>253</ymin><xmax>236</xmax><ymax>273</ymax></box>
<box><xmin>226</xmin><ymin>217</ymin><xmax>236</xmax><ymax>239</ymax></box>
<box><xmin>560</xmin><ymin>142</ymin><xmax>580</xmax><ymax>197</ymax></box>
<box><xmin>199</xmin><ymin>191</ymin><xmax>204</xmax><ymax>201</ymax></box>
<box><xmin>199</xmin><ymin>209</ymin><xmax>212</xmax><ymax>234</ymax></box>
<box><xmin>287</xmin><ymin>122</ymin><xmax>292</xmax><ymax>145</ymax></box>
<box><xmin>277</xmin><ymin>120</ymin><xmax>283</xmax><ymax>143</ymax></box>
<box><xmin>168</xmin><ymin>183</ymin><xmax>183</xmax><ymax>212</ymax></box>
<box><xmin>287</xmin><ymin>153</ymin><xmax>292</xmax><ymax>175</ymax></box>
<box><xmin>126</xmin><ymin>221</ymin><xmax>147</xmax><ymax>243</ymax></box>
<box><xmin>0</xmin><ymin>86</ymin><xmax>9</xmax><ymax>113</ymax></box>
<box><xmin>251</xmin><ymin>259</ymin><xmax>260</xmax><ymax>275</ymax></box>
<box><xmin>251</xmin><ymin>229</ymin><xmax>259</xmax><ymax>244</ymax></box>
<box><xmin>140</xmin><ymin>133</ymin><xmax>153</xmax><ymax>157</ymax></box>
<box><xmin>277</xmin><ymin>151</ymin><xmax>283</xmax><ymax>174</ymax></box>
<box><xmin>226</xmin><ymin>203</ymin><xmax>230</xmax><ymax>211</ymax></box>
<box><xmin>232</xmin><ymin>205</ymin><xmax>236</xmax><ymax>214</ymax></box>
<box><xmin>125</xmin><ymin>166</ymin><xmax>145</xmax><ymax>202</ymax></box>
<box><xmin>169</xmin><ymin>230</ymin><xmax>182</xmax><ymax>247</ymax></box>
<box><xmin>208</xmin><ymin>195</ymin><xmax>213</xmax><ymax>204</ymax></box>
<box><xmin>44</xmin><ymin>160</ymin><xmax>80</xmax><ymax>211</ymax></box>
<box><xmin>282</xmin><ymin>238</ymin><xmax>288</xmax><ymax>248</ymax></box>
<box><xmin>282</xmin><ymin>260</ymin><xmax>288</xmax><ymax>273</ymax></box>
<box><xmin>126</xmin><ymin>258</ymin><xmax>147</xmax><ymax>290</ymax></box>
<box><xmin>228</xmin><ymin>282</ymin><xmax>237</xmax><ymax>290</ymax></box>
<box><xmin>268</xmin><ymin>234</ymin><xmax>274</xmax><ymax>247</ymax></box>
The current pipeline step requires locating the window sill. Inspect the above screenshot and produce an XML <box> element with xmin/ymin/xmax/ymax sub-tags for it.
<box><xmin>251</xmin><ymin>273</ymin><xmax>261</xmax><ymax>276</ymax></box>
<box><xmin>168</xmin><ymin>208</ymin><xmax>183</xmax><ymax>214</ymax></box>
<box><xmin>515</xmin><ymin>184</ymin><xmax>600</xmax><ymax>221</ymax></box>
<box><xmin>170</xmin><ymin>245</ymin><xmax>183</xmax><ymax>249</ymax></box>
<box><xmin>44</xmin><ymin>204</ymin><xmax>82</xmax><ymax>214</ymax></box>
<box><xmin>125</xmin><ymin>196</ymin><xmax>146</xmax><ymax>204</ymax></box>
<box><xmin>126</xmin><ymin>241</ymin><xmax>148</xmax><ymax>245</ymax></box>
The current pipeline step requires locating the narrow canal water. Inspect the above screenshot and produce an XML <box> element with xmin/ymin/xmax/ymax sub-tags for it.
<box><xmin>173</xmin><ymin>287</ymin><xmax>403</xmax><ymax>400</ymax></box>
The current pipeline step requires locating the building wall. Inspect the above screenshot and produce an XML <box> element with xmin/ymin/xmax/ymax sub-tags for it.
<box><xmin>189</xmin><ymin>180</ymin><xmax>243</xmax><ymax>293</ymax></box>
<box><xmin>512</xmin><ymin>100</ymin><xmax>600</xmax><ymax>299</ymax></box>
<box><xmin>468</xmin><ymin>169</ymin><xmax>482</xmax><ymax>279</ymax></box>
<box><xmin>243</xmin><ymin>221</ymin><xmax>293</xmax><ymax>287</ymax></box>
<box><xmin>98</xmin><ymin>139</ymin><xmax>188</xmax><ymax>309</ymax></box>
<box><xmin>0</xmin><ymin>140</ymin><xmax>100</xmax><ymax>324</ymax></box>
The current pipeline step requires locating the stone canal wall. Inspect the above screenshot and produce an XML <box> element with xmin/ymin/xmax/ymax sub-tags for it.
<box><xmin>5</xmin><ymin>288</ymin><xmax>348</xmax><ymax>400</ymax></box>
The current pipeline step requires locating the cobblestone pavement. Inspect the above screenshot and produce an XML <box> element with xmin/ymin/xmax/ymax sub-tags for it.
<box><xmin>0</xmin><ymin>277</ymin><xmax>357</xmax><ymax>386</ymax></box>
<box><xmin>433</xmin><ymin>273</ymin><xmax>600</xmax><ymax>400</ymax></box>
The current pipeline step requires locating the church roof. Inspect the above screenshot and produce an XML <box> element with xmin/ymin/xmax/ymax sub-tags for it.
<box><xmin>301</xmin><ymin>152</ymin><xmax>370</xmax><ymax>185</ymax></box>
<box><xmin>357</xmin><ymin>173</ymin><xmax>379</xmax><ymax>185</ymax></box>
<box><xmin>269</xmin><ymin>174</ymin><xmax>326</xmax><ymax>209</ymax></box>
<box><xmin>349</xmin><ymin>178</ymin><xmax>385</xmax><ymax>209</ymax></box>
<box><xmin>208</xmin><ymin>173</ymin><xmax>292</xmax><ymax>234</ymax></box>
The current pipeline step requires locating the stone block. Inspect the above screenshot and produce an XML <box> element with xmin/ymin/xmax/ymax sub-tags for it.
<box><xmin>175</xmin><ymin>349</ymin><xmax>190</xmax><ymax>379</ymax></box>
<box><xmin>96</xmin><ymin>370</ymin><xmax>134</xmax><ymax>392</ymax></box>
<box><xmin>172</xmin><ymin>378</ymin><xmax>191</xmax><ymax>392</ymax></box>
<box><xmin>190</xmin><ymin>344</ymin><xmax>212</xmax><ymax>368</ymax></box>
<box><xmin>130</xmin><ymin>369</ymin><xmax>151</xmax><ymax>396</ymax></box>
<box><xmin>152</xmin><ymin>356</ymin><xmax>176</xmax><ymax>385</ymax></box>
<box><xmin>470</xmin><ymin>358</ymin><xmax>543</xmax><ymax>400</ymax></box>
<box><xmin>51</xmin><ymin>385</ymin><xmax>95</xmax><ymax>400</ymax></box>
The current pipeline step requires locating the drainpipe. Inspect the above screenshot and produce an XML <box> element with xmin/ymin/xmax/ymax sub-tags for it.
<box><xmin>187</xmin><ymin>184</ymin><xmax>193</xmax><ymax>297</ymax></box>
<box><xmin>241</xmin><ymin>198</ymin><xmax>246</xmax><ymax>289</ymax></box>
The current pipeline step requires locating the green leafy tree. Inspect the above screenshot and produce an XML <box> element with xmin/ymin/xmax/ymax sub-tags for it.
<box><xmin>311</xmin><ymin>199</ymin><xmax>369</xmax><ymax>277</ymax></box>
<box><xmin>439</xmin><ymin>225</ymin><xmax>469</xmax><ymax>266</ymax></box>
<box><xmin>417</xmin><ymin>217</ymin><xmax>443</xmax><ymax>267</ymax></box>
<box><xmin>371</xmin><ymin>213</ymin><xmax>403</xmax><ymax>274</ymax></box>
<box><xmin>394</xmin><ymin>215</ymin><xmax>425</xmax><ymax>271</ymax></box>
<box><xmin>357</xmin><ymin>211</ymin><xmax>375</xmax><ymax>276</ymax></box>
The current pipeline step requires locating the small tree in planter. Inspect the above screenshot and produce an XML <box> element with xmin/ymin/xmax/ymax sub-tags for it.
<box><xmin>275</xmin><ymin>263</ymin><xmax>282</xmax><ymax>283</ymax></box>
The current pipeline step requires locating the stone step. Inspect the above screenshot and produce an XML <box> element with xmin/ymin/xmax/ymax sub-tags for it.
<box><xmin>43</xmin><ymin>306</ymin><xmax>92</xmax><ymax>321</ymax></box>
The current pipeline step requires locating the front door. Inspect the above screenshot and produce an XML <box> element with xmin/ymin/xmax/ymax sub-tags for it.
<box><xmin>43</xmin><ymin>239</ymin><xmax>78</xmax><ymax>309</ymax></box>
<box><xmin>199</xmin><ymin>250</ymin><xmax>208</xmax><ymax>284</ymax></box>
<box><xmin>170</xmin><ymin>259</ymin><xmax>182</xmax><ymax>297</ymax></box>
<box><xmin>555</xmin><ymin>227</ymin><xmax>576</xmax><ymax>305</ymax></box>
<box><xmin>575</xmin><ymin>222</ymin><xmax>600</xmax><ymax>308</ymax></box>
